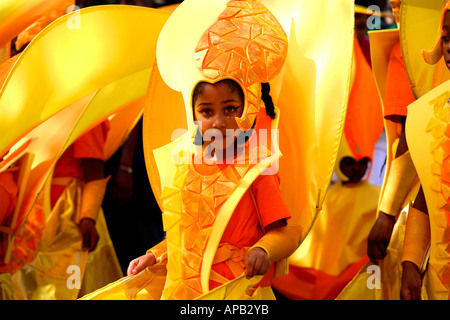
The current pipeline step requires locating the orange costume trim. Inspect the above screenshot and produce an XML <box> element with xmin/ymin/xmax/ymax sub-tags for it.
<box><xmin>344</xmin><ymin>36</ymin><xmax>384</xmax><ymax>162</ymax></box>
<box><xmin>384</xmin><ymin>41</ymin><xmax>416</xmax><ymax>119</ymax></box>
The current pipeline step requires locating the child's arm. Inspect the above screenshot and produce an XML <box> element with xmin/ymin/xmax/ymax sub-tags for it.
<box><xmin>245</xmin><ymin>219</ymin><xmax>300</xmax><ymax>279</ymax></box>
<box><xmin>127</xmin><ymin>239</ymin><xmax>167</xmax><ymax>275</ymax></box>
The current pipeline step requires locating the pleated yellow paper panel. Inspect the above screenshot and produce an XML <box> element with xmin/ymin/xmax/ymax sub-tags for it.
<box><xmin>400</xmin><ymin>0</ymin><xmax>442</xmax><ymax>98</ymax></box>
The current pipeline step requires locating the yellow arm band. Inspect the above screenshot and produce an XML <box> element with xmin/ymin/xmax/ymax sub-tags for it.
<box><xmin>76</xmin><ymin>176</ymin><xmax>110</xmax><ymax>224</ymax></box>
<box><xmin>146</xmin><ymin>239</ymin><xmax>168</xmax><ymax>263</ymax></box>
<box><xmin>379</xmin><ymin>151</ymin><xmax>417</xmax><ymax>217</ymax></box>
<box><xmin>251</xmin><ymin>225</ymin><xmax>301</xmax><ymax>264</ymax></box>
<box><xmin>401</xmin><ymin>205</ymin><xmax>431</xmax><ymax>272</ymax></box>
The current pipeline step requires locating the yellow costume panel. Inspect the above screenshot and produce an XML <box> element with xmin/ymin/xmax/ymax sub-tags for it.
<box><xmin>273</xmin><ymin>31</ymin><xmax>384</xmax><ymax>299</ymax></box>
<box><xmin>0</xmin><ymin>5</ymin><xmax>171</xmax><ymax>299</ymax></box>
<box><xmin>400</xmin><ymin>0</ymin><xmax>445</xmax><ymax>98</ymax></box>
<box><xmin>406</xmin><ymin>80</ymin><xmax>450</xmax><ymax>299</ymax></box>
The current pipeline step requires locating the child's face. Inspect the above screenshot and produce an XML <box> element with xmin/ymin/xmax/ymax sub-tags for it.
<box><xmin>339</xmin><ymin>156</ymin><xmax>369</xmax><ymax>184</ymax></box>
<box><xmin>193</xmin><ymin>81</ymin><xmax>244</xmax><ymax>152</ymax></box>
<box><xmin>442</xmin><ymin>11</ymin><xmax>450</xmax><ymax>70</ymax></box>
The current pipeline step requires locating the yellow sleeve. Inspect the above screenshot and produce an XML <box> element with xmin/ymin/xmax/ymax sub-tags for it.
<box><xmin>147</xmin><ymin>238</ymin><xmax>168</xmax><ymax>263</ymax></box>
<box><xmin>251</xmin><ymin>225</ymin><xmax>301</xmax><ymax>263</ymax></box>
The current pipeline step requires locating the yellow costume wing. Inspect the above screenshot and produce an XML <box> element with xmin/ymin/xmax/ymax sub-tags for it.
<box><xmin>400</xmin><ymin>0</ymin><xmax>444</xmax><ymax>98</ymax></box>
<box><xmin>0</xmin><ymin>5</ymin><xmax>170</xmax><ymax>270</ymax></box>
<box><xmin>273</xmin><ymin>0</ymin><xmax>354</xmax><ymax>243</ymax></box>
<box><xmin>405</xmin><ymin>80</ymin><xmax>450</xmax><ymax>300</ymax></box>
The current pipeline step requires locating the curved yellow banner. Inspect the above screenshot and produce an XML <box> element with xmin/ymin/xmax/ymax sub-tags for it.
<box><xmin>275</xmin><ymin>0</ymin><xmax>354</xmax><ymax>242</ymax></box>
<box><xmin>0</xmin><ymin>5</ymin><xmax>170</xmax><ymax>158</ymax></box>
<box><xmin>0</xmin><ymin>5</ymin><xmax>169</xmax><ymax>239</ymax></box>
<box><xmin>400</xmin><ymin>0</ymin><xmax>442</xmax><ymax>98</ymax></box>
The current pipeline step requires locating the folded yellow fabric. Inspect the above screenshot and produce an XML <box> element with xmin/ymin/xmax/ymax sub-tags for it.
<box><xmin>379</xmin><ymin>151</ymin><xmax>417</xmax><ymax>216</ymax></box>
<box><xmin>401</xmin><ymin>205</ymin><xmax>431</xmax><ymax>272</ymax></box>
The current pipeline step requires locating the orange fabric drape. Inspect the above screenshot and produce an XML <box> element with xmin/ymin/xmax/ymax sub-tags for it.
<box><xmin>345</xmin><ymin>37</ymin><xmax>384</xmax><ymax>161</ymax></box>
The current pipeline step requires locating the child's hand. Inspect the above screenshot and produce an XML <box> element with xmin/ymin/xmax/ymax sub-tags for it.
<box><xmin>400</xmin><ymin>261</ymin><xmax>422</xmax><ymax>300</ymax></box>
<box><xmin>78</xmin><ymin>218</ymin><xmax>99</xmax><ymax>252</ymax></box>
<box><xmin>127</xmin><ymin>252</ymin><xmax>156</xmax><ymax>276</ymax></box>
<box><xmin>245</xmin><ymin>247</ymin><xmax>271</xmax><ymax>279</ymax></box>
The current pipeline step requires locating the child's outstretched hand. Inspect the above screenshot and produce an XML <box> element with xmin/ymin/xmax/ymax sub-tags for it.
<box><xmin>245</xmin><ymin>247</ymin><xmax>271</xmax><ymax>279</ymax></box>
<box><xmin>127</xmin><ymin>252</ymin><xmax>156</xmax><ymax>276</ymax></box>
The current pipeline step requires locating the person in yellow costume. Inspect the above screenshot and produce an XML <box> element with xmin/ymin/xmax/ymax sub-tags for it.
<box><xmin>398</xmin><ymin>0</ymin><xmax>450</xmax><ymax>300</ymax></box>
<box><xmin>128</xmin><ymin>0</ymin><xmax>295</xmax><ymax>301</ymax></box>
<box><xmin>81</xmin><ymin>0</ymin><xmax>355</xmax><ymax>300</ymax></box>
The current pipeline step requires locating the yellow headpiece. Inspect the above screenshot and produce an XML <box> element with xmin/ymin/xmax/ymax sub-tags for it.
<box><xmin>156</xmin><ymin>0</ymin><xmax>288</xmax><ymax>133</ymax></box>
<box><xmin>422</xmin><ymin>0</ymin><xmax>450</xmax><ymax>65</ymax></box>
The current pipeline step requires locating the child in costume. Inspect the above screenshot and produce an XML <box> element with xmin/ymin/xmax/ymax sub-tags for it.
<box><xmin>81</xmin><ymin>0</ymin><xmax>355</xmax><ymax>301</ymax></box>
<box><xmin>127</xmin><ymin>0</ymin><xmax>298</xmax><ymax>300</ymax></box>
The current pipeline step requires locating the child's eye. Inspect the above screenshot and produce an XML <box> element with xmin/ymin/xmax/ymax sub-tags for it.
<box><xmin>225</xmin><ymin>106</ymin><xmax>239</xmax><ymax>114</ymax></box>
<box><xmin>441</xmin><ymin>34</ymin><xmax>449</xmax><ymax>43</ymax></box>
<box><xmin>198</xmin><ymin>108</ymin><xmax>212</xmax><ymax>117</ymax></box>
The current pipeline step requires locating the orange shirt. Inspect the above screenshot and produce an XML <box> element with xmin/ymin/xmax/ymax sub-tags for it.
<box><xmin>384</xmin><ymin>41</ymin><xmax>416</xmax><ymax>119</ymax></box>
<box><xmin>210</xmin><ymin>172</ymin><xmax>291</xmax><ymax>289</ymax></box>
<box><xmin>51</xmin><ymin>121</ymin><xmax>109</xmax><ymax>206</ymax></box>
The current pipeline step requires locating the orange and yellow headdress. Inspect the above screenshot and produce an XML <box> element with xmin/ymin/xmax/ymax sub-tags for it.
<box><xmin>193</xmin><ymin>0</ymin><xmax>288</xmax><ymax>131</ymax></box>
<box><xmin>156</xmin><ymin>0</ymin><xmax>288</xmax><ymax>135</ymax></box>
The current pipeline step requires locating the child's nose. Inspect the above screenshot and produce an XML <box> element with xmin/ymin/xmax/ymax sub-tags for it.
<box><xmin>212</xmin><ymin>114</ymin><xmax>226</xmax><ymax>128</ymax></box>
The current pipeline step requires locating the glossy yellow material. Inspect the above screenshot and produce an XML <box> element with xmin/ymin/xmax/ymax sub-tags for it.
<box><xmin>285</xmin><ymin>177</ymin><xmax>380</xmax><ymax>276</ymax></box>
<box><xmin>11</xmin><ymin>179</ymin><xmax>122</xmax><ymax>300</ymax></box>
<box><xmin>400</xmin><ymin>0</ymin><xmax>443</xmax><ymax>98</ymax></box>
<box><xmin>406</xmin><ymin>80</ymin><xmax>450</xmax><ymax>299</ymax></box>
<box><xmin>401</xmin><ymin>206</ymin><xmax>431</xmax><ymax>271</ymax></box>
<box><xmin>0</xmin><ymin>5</ymin><xmax>169</xmax><ymax>158</ymax></box>
<box><xmin>274</xmin><ymin>0</ymin><xmax>354</xmax><ymax>244</ymax></box>
<box><xmin>196</xmin><ymin>274</ymin><xmax>270</xmax><ymax>300</ymax></box>
<box><xmin>378</xmin><ymin>151</ymin><xmax>417</xmax><ymax>216</ymax></box>
<box><xmin>79</xmin><ymin>262</ymin><xmax>168</xmax><ymax>300</ymax></box>
<box><xmin>0</xmin><ymin>5</ymin><xmax>170</xmax><ymax>254</ymax></box>
<box><xmin>0</xmin><ymin>0</ymin><xmax>68</xmax><ymax>48</ymax></box>
<box><xmin>369</xmin><ymin>29</ymin><xmax>413</xmax><ymax>216</ymax></box>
